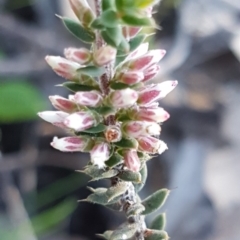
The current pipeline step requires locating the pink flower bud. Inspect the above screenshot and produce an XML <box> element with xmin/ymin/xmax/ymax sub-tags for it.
<box><xmin>118</xmin><ymin>71</ymin><xmax>144</xmax><ymax>85</ymax></box>
<box><xmin>137</xmin><ymin>136</ymin><xmax>168</xmax><ymax>154</ymax></box>
<box><xmin>49</xmin><ymin>95</ymin><xmax>77</xmax><ymax>113</ymax></box>
<box><xmin>50</xmin><ymin>136</ymin><xmax>93</xmax><ymax>152</ymax></box>
<box><xmin>138</xmin><ymin>80</ymin><xmax>178</xmax><ymax>106</ymax></box>
<box><xmin>122</xmin><ymin>26</ymin><xmax>142</xmax><ymax>39</ymax></box>
<box><xmin>38</xmin><ymin>111</ymin><xmax>69</xmax><ymax>128</ymax></box>
<box><xmin>74</xmin><ymin>91</ymin><xmax>102</xmax><ymax>107</ymax></box>
<box><xmin>69</xmin><ymin>0</ymin><xmax>95</xmax><ymax>27</ymax></box>
<box><xmin>64</xmin><ymin>111</ymin><xmax>99</xmax><ymax>131</ymax></box>
<box><xmin>64</xmin><ymin>47</ymin><xmax>91</xmax><ymax>64</ymax></box>
<box><xmin>109</xmin><ymin>88</ymin><xmax>138</xmax><ymax>108</ymax></box>
<box><xmin>122</xmin><ymin>121</ymin><xmax>161</xmax><ymax>138</ymax></box>
<box><xmin>127</xmin><ymin>49</ymin><xmax>166</xmax><ymax>71</ymax></box>
<box><xmin>45</xmin><ymin>56</ymin><xmax>80</xmax><ymax>80</ymax></box>
<box><xmin>93</xmin><ymin>46</ymin><xmax>117</xmax><ymax>66</ymax></box>
<box><xmin>104</xmin><ymin>125</ymin><xmax>122</xmax><ymax>142</ymax></box>
<box><xmin>130</xmin><ymin>107</ymin><xmax>170</xmax><ymax>122</ymax></box>
<box><xmin>123</xmin><ymin>149</ymin><xmax>141</xmax><ymax>172</ymax></box>
<box><xmin>143</xmin><ymin>64</ymin><xmax>160</xmax><ymax>82</ymax></box>
<box><xmin>90</xmin><ymin>142</ymin><xmax>110</xmax><ymax>168</ymax></box>
<box><xmin>126</xmin><ymin>43</ymin><xmax>149</xmax><ymax>61</ymax></box>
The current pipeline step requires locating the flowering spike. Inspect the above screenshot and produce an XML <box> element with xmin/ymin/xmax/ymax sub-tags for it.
<box><xmin>90</xmin><ymin>142</ymin><xmax>110</xmax><ymax>168</ymax></box>
<box><xmin>45</xmin><ymin>56</ymin><xmax>80</xmax><ymax>80</ymax></box>
<box><xmin>122</xmin><ymin>121</ymin><xmax>161</xmax><ymax>138</ymax></box>
<box><xmin>37</xmin><ymin>111</ymin><xmax>69</xmax><ymax>128</ymax></box>
<box><xmin>64</xmin><ymin>111</ymin><xmax>100</xmax><ymax>131</ymax></box>
<box><xmin>51</xmin><ymin>136</ymin><xmax>94</xmax><ymax>152</ymax></box>
<box><xmin>138</xmin><ymin>80</ymin><xmax>178</xmax><ymax>106</ymax></box>
<box><xmin>93</xmin><ymin>45</ymin><xmax>117</xmax><ymax>66</ymax></box>
<box><xmin>137</xmin><ymin>136</ymin><xmax>168</xmax><ymax>154</ymax></box>
<box><xmin>123</xmin><ymin>149</ymin><xmax>141</xmax><ymax>172</ymax></box>
<box><xmin>108</xmin><ymin>88</ymin><xmax>138</xmax><ymax>108</ymax></box>
<box><xmin>130</xmin><ymin>107</ymin><xmax>170</xmax><ymax>122</ymax></box>
<box><xmin>74</xmin><ymin>91</ymin><xmax>102</xmax><ymax>107</ymax></box>
<box><xmin>64</xmin><ymin>47</ymin><xmax>91</xmax><ymax>64</ymax></box>
<box><xmin>49</xmin><ymin>95</ymin><xmax>77</xmax><ymax>113</ymax></box>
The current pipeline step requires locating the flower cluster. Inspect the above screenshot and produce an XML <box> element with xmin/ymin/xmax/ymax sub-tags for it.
<box><xmin>39</xmin><ymin>39</ymin><xmax>177</xmax><ymax>171</ymax></box>
<box><xmin>38</xmin><ymin>0</ymin><xmax>177</xmax><ymax>238</ymax></box>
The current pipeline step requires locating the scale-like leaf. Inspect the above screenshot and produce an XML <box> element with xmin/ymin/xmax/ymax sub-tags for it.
<box><xmin>97</xmin><ymin>230</ymin><xmax>113</xmax><ymax>239</ymax></box>
<box><xmin>61</xmin><ymin>17</ymin><xmax>95</xmax><ymax>43</ymax></box>
<box><xmin>134</xmin><ymin>163</ymin><xmax>148</xmax><ymax>192</ymax></box>
<box><xmin>142</xmin><ymin>189</ymin><xmax>169</xmax><ymax>215</ymax></box>
<box><xmin>77</xmin><ymin>66</ymin><xmax>105</xmax><ymax>77</ymax></box>
<box><xmin>144</xmin><ymin>229</ymin><xmax>168</xmax><ymax>240</ymax></box>
<box><xmin>118</xmin><ymin>170</ymin><xmax>141</xmax><ymax>183</ymax></box>
<box><xmin>105</xmin><ymin>153</ymin><xmax>123</xmax><ymax>167</ymax></box>
<box><xmin>62</xmin><ymin>82</ymin><xmax>99</xmax><ymax>92</ymax></box>
<box><xmin>126</xmin><ymin>202</ymin><xmax>145</xmax><ymax>216</ymax></box>
<box><xmin>82</xmin><ymin>123</ymin><xmax>107</xmax><ymax>133</ymax></box>
<box><xmin>106</xmin><ymin>182</ymin><xmax>129</xmax><ymax>202</ymax></box>
<box><xmin>151</xmin><ymin>213</ymin><xmax>166</xmax><ymax>231</ymax></box>
<box><xmin>110</xmin><ymin>222</ymin><xmax>138</xmax><ymax>240</ymax></box>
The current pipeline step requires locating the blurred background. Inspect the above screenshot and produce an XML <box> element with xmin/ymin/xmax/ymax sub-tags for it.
<box><xmin>0</xmin><ymin>0</ymin><xmax>240</xmax><ymax>239</ymax></box>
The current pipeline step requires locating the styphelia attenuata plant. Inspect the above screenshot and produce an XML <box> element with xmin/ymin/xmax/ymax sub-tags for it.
<box><xmin>38</xmin><ymin>0</ymin><xmax>177</xmax><ymax>239</ymax></box>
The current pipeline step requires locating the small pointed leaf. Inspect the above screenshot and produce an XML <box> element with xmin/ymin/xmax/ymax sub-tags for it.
<box><xmin>142</xmin><ymin>189</ymin><xmax>169</xmax><ymax>215</ymax></box>
<box><xmin>106</xmin><ymin>182</ymin><xmax>129</xmax><ymax>202</ymax></box>
<box><xmin>97</xmin><ymin>230</ymin><xmax>113</xmax><ymax>239</ymax></box>
<box><xmin>62</xmin><ymin>82</ymin><xmax>99</xmax><ymax>92</ymax></box>
<box><xmin>129</xmin><ymin>34</ymin><xmax>147</xmax><ymax>52</ymax></box>
<box><xmin>110</xmin><ymin>222</ymin><xmax>138</xmax><ymax>240</ymax></box>
<box><xmin>144</xmin><ymin>229</ymin><xmax>169</xmax><ymax>240</ymax></box>
<box><xmin>151</xmin><ymin>213</ymin><xmax>166</xmax><ymax>231</ymax></box>
<box><xmin>134</xmin><ymin>163</ymin><xmax>147</xmax><ymax>192</ymax></box>
<box><xmin>114</xmin><ymin>138</ymin><xmax>138</xmax><ymax>149</ymax></box>
<box><xmin>100</xmin><ymin>10</ymin><xmax>119</xmax><ymax>28</ymax></box>
<box><xmin>82</xmin><ymin>123</ymin><xmax>107</xmax><ymax>133</ymax></box>
<box><xmin>61</xmin><ymin>17</ymin><xmax>95</xmax><ymax>43</ymax></box>
<box><xmin>121</xmin><ymin>15</ymin><xmax>155</xmax><ymax>27</ymax></box>
<box><xmin>126</xmin><ymin>202</ymin><xmax>145</xmax><ymax>216</ymax></box>
<box><xmin>105</xmin><ymin>153</ymin><xmax>123</xmax><ymax>167</ymax></box>
<box><xmin>82</xmin><ymin>165</ymin><xmax>117</xmax><ymax>180</ymax></box>
<box><xmin>110</xmin><ymin>82</ymin><xmax>129</xmax><ymax>90</ymax></box>
<box><xmin>118</xmin><ymin>170</ymin><xmax>141</xmax><ymax>183</ymax></box>
<box><xmin>77</xmin><ymin>66</ymin><xmax>105</xmax><ymax>77</ymax></box>
<box><xmin>102</xmin><ymin>0</ymin><xmax>115</xmax><ymax>11</ymax></box>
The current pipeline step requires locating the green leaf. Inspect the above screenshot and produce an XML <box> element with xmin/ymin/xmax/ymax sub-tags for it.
<box><xmin>77</xmin><ymin>66</ymin><xmax>105</xmax><ymax>77</ymax></box>
<box><xmin>126</xmin><ymin>202</ymin><xmax>145</xmax><ymax>216</ymax></box>
<box><xmin>101</xmin><ymin>28</ymin><xmax>122</xmax><ymax>48</ymax></box>
<box><xmin>135</xmin><ymin>0</ymin><xmax>159</xmax><ymax>8</ymax></box>
<box><xmin>110</xmin><ymin>222</ymin><xmax>138</xmax><ymax>240</ymax></box>
<box><xmin>117</xmin><ymin>38</ymin><xmax>130</xmax><ymax>54</ymax></box>
<box><xmin>79</xmin><ymin>165</ymin><xmax>118</xmax><ymax>181</ymax></box>
<box><xmin>144</xmin><ymin>229</ymin><xmax>169</xmax><ymax>240</ymax></box>
<box><xmin>102</xmin><ymin>0</ymin><xmax>115</xmax><ymax>11</ymax></box>
<box><xmin>106</xmin><ymin>182</ymin><xmax>129</xmax><ymax>202</ymax></box>
<box><xmin>115</xmin><ymin>0</ymin><xmax>135</xmax><ymax>11</ymax></box>
<box><xmin>82</xmin><ymin>123</ymin><xmax>107</xmax><ymax>133</ymax></box>
<box><xmin>110</xmin><ymin>82</ymin><xmax>129</xmax><ymax>90</ymax></box>
<box><xmin>151</xmin><ymin>213</ymin><xmax>166</xmax><ymax>231</ymax></box>
<box><xmin>91</xmin><ymin>18</ymin><xmax>105</xmax><ymax>29</ymax></box>
<box><xmin>134</xmin><ymin>163</ymin><xmax>148</xmax><ymax>192</ymax></box>
<box><xmin>105</xmin><ymin>153</ymin><xmax>123</xmax><ymax>167</ymax></box>
<box><xmin>106</xmin><ymin>26</ymin><xmax>123</xmax><ymax>47</ymax></box>
<box><xmin>76</xmin><ymin>74</ymin><xmax>99</xmax><ymax>87</ymax></box>
<box><xmin>100</xmin><ymin>10</ymin><xmax>119</xmax><ymax>28</ymax></box>
<box><xmin>97</xmin><ymin>230</ymin><xmax>113</xmax><ymax>239</ymax></box>
<box><xmin>129</xmin><ymin>34</ymin><xmax>147</xmax><ymax>52</ymax></box>
<box><xmin>89</xmin><ymin>106</ymin><xmax>115</xmax><ymax>116</ymax></box>
<box><xmin>62</xmin><ymin>82</ymin><xmax>98</xmax><ymax>92</ymax></box>
<box><xmin>0</xmin><ymin>81</ymin><xmax>46</xmax><ymax>123</ymax></box>
<box><xmin>142</xmin><ymin>189</ymin><xmax>169</xmax><ymax>215</ymax></box>
<box><xmin>118</xmin><ymin>170</ymin><xmax>141</xmax><ymax>183</ymax></box>
<box><xmin>114</xmin><ymin>138</ymin><xmax>138</xmax><ymax>149</ymax></box>
<box><xmin>121</xmin><ymin>14</ymin><xmax>155</xmax><ymax>26</ymax></box>
<box><xmin>61</xmin><ymin>17</ymin><xmax>95</xmax><ymax>43</ymax></box>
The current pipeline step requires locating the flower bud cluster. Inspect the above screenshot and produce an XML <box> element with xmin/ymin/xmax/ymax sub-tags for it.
<box><xmin>38</xmin><ymin>0</ymin><xmax>177</xmax><ymax>172</ymax></box>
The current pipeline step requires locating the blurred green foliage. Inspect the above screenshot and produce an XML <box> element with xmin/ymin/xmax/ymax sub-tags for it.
<box><xmin>0</xmin><ymin>81</ymin><xmax>47</xmax><ymax>123</ymax></box>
